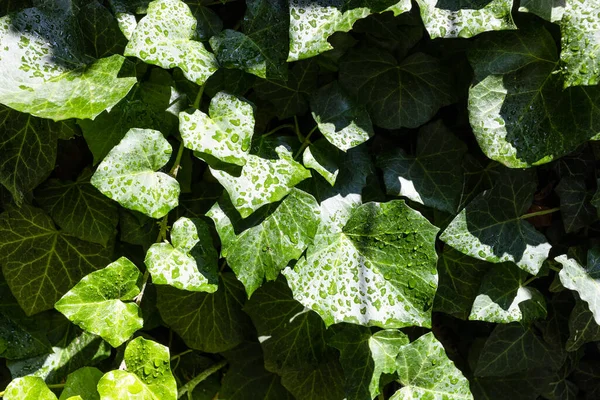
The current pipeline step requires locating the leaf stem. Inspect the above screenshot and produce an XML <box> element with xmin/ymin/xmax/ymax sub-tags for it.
<box><xmin>171</xmin><ymin>349</ymin><xmax>193</xmax><ymax>362</ymax></box>
<box><xmin>135</xmin><ymin>268</ymin><xmax>150</xmax><ymax>306</ymax></box>
<box><xmin>263</xmin><ymin>124</ymin><xmax>295</xmax><ymax>137</ymax></box>
<box><xmin>193</xmin><ymin>85</ymin><xmax>205</xmax><ymax>110</ymax></box>
<box><xmin>520</xmin><ymin>207</ymin><xmax>560</xmax><ymax>220</ymax></box>
<box><xmin>549</xmin><ymin>264</ymin><xmax>562</xmax><ymax>273</ymax></box>
<box><xmin>522</xmin><ymin>276</ymin><xmax>537</xmax><ymax>286</ymax></box>
<box><xmin>294</xmin><ymin>116</ymin><xmax>304</xmax><ymax>142</ymax></box>
<box><xmin>177</xmin><ymin>360</ymin><xmax>228</xmax><ymax>398</ymax></box>
<box><xmin>169</xmin><ymin>141</ymin><xmax>186</xmax><ymax>178</ymax></box>
<box><xmin>294</xmin><ymin>125</ymin><xmax>318</xmax><ymax>160</ymax></box>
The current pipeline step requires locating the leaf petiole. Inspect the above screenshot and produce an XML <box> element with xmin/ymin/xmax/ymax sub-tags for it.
<box><xmin>520</xmin><ymin>207</ymin><xmax>560</xmax><ymax>220</ymax></box>
<box><xmin>177</xmin><ymin>360</ymin><xmax>227</xmax><ymax>398</ymax></box>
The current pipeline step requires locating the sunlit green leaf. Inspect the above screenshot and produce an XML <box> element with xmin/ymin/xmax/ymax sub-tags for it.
<box><xmin>557</xmin><ymin>248</ymin><xmax>600</xmax><ymax>325</ymax></box>
<box><xmin>518</xmin><ymin>0</ymin><xmax>565</xmax><ymax>22</ymax></box>
<box><xmin>58</xmin><ymin>367</ymin><xmax>102</xmax><ymax>400</ymax></box>
<box><xmin>3</xmin><ymin>376</ymin><xmax>57</xmax><ymax>400</ymax></box>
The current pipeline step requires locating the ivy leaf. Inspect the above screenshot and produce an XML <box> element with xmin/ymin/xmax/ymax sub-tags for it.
<box><xmin>467</xmin><ymin>24</ymin><xmax>600</xmax><ymax>167</ymax></box>
<box><xmin>0</xmin><ymin>8</ymin><xmax>135</xmax><ymax>120</ymax></box>
<box><xmin>555</xmin><ymin>177</ymin><xmax>597</xmax><ymax>233</ymax></box>
<box><xmin>287</xmin><ymin>0</ymin><xmax>411</xmax><ymax>61</ymax></box>
<box><xmin>244</xmin><ymin>279</ymin><xmax>345</xmax><ymax>400</ymax></box>
<box><xmin>559</xmin><ymin>0</ymin><xmax>600</xmax><ymax>87</ymax></box>
<box><xmin>392</xmin><ymin>332</ymin><xmax>473</xmax><ymax>400</ymax></box>
<box><xmin>186</xmin><ymin>2</ymin><xmax>222</xmax><ymax>40</ymax></box>
<box><xmin>58</xmin><ymin>367</ymin><xmax>103</xmax><ymax>400</ymax></box>
<box><xmin>156</xmin><ymin>273</ymin><xmax>251</xmax><ymax>352</ymax></box>
<box><xmin>339</xmin><ymin>49</ymin><xmax>454</xmax><ymax>129</ymax></box>
<box><xmin>415</xmin><ymin>0</ymin><xmax>515</xmax><ymax>39</ymax></box>
<box><xmin>557</xmin><ymin>248</ymin><xmax>600</xmax><ymax>325</ymax></box>
<box><xmin>284</xmin><ymin>200</ymin><xmax>439</xmax><ymax>328</ymax></box>
<box><xmin>471</xmin><ymin>368</ymin><xmax>555</xmax><ymax>400</ymax></box>
<box><xmin>565</xmin><ymin>301</ymin><xmax>600</xmax><ymax>352</ymax></box>
<box><xmin>0</xmin><ymin>205</ymin><xmax>112</xmax><ymax>315</ymax></box>
<box><xmin>210</xmin><ymin>0</ymin><xmax>288</xmax><ymax>80</ymax></box>
<box><xmin>124</xmin><ymin>0</ymin><xmax>218</xmax><ymax>85</ymax></box>
<box><xmin>518</xmin><ymin>0</ymin><xmax>565</xmax><ymax>22</ymax></box>
<box><xmin>3</xmin><ymin>376</ymin><xmax>57</xmax><ymax>400</ymax></box>
<box><xmin>475</xmin><ymin>323</ymin><xmax>564</xmax><ymax>377</ymax></box>
<box><xmin>97</xmin><ymin>337</ymin><xmax>177</xmax><ymax>400</ymax></box>
<box><xmin>91</xmin><ymin>128</ymin><xmax>180</xmax><ymax>219</ymax></box>
<box><xmin>380</xmin><ymin>120</ymin><xmax>468</xmax><ymax>214</ymax></box>
<box><xmin>310</xmin><ymin>82</ymin><xmax>373</xmax><ymax>151</ymax></box>
<box><xmin>79</xmin><ymin>1</ymin><xmax>128</xmax><ymax>59</ymax></box>
<box><xmin>302</xmin><ymin>140</ymin><xmax>340</xmax><ymax>186</ymax></box>
<box><xmin>441</xmin><ymin>169</ymin><xmax>551</xmax><ymax>275</ymax></box>
<box><xmin>179</xmin><ymin>91</ymin><xmax>254</xmax><ymax>166</ymax></box>
<box><xmin>210</xmin><ymin>145</ymin><xmax>311</xmax><ymax>218</ymax></box>
<box><xmin>119</xmin><ymin>209</ymin><xmax>160</xmax><ymax>249</ymax></box>
<box><xmin>469</xmin><ymin>262</ymin><xmax>547</xmax><ymax>323</ymax></box>
<box><xmin>35</xmin><ymin>169</ymin><xmax>119</xmax><ymax>247</ymax></box>
<box><xmin>55</xmin><ymin>257</ymin><xmax>143</xmax><ymax>348</ymax></box>
<box><xmin>145</xmin><ymin>217</ymin><xmax>218</xmax><ymax>292</ymax></box>
<box><xmin>0</xmin><ymin>106</ymin><xmax>58</xmax><ymax>205</ymax></box>
<box><xmin>208</xmin><ymin>188</ymin><xmax>319</xmax><ymax>296</ymax></box>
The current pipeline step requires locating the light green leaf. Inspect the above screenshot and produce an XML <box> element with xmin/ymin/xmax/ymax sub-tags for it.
<box><xmin>156</xmin><ymin>273</ymin><xmax>251</xmax><ymax>352</ymax></box>
<box><xmin>244</xmin><ymin>279</ymin><xmax>345</xmax><ymax>400</ymax></box>
<box><xmin>380</xmin><ymin>120</ymin><xmax>468</xmax><ymax>214</ymax></box>
<box><xmin>310</xmin><ymin>82</ymin><xmax>373</xmax><ymax>151</ymax></box>
<box><xmin>416</xmin><ymin>0</ymin><xmax>515</xmax><ymax>39</ymax></box>
<box><xmin>441</xmin><ymin>169</ymin><xmax>551</xmax><ymax>275</ymax></box>
<box><xmin>475</xmin><ymin>323</ymin><xmax>564</xmax><ymax>377</ymax></box>
<box><xmin>559</xmin><ymin>0</ymin><xmax>600</xmax><ymax>87</ymax></box>
<box><xmin>35</xmin><ymin>169</ymin><xmax>119</xmax><ymax>246</ymax></box>
<box><xmin>0</xmin><ymin>205</ymin><xmax>112</xmax><ymax>315</ymax></box>
<box><xmin>55</xmin><ymin>257</ymin><xmax>143</xmax><ymax>348</ymax></box>
<box><xmin>557</xmin><ymin>248</ymin><xmax>600</xmax><ymax>325</ymax></box>
<box><xmin>208</xmin><ymin>189</ymin><xmax>319</xmax><ymax>296</ymax></box>
<box><xmin>339</xmin><ymin>49</ymin><xmax>454</xmax><ymax>129</ymax></box>
<box><xmin>209</xmin><ymin>0</ymin><xmax>288</xmax><ymax>80</ymax></box>
<box><xmin>91</xmin><ymin>128</ymin><xmax>180</xmax><ymax>219</ymax></box>
<box><xmin>210</xmin><ymin>145</ymin><xmax>311</xmax><ymax>218</ymax></box>
<box><xmin>467</xmin><ymin>24</ymin><xmax>600</xmax><ymax>167</ymax></box>
<box><xmin>392</xmin><ymin>332</ymin><xmax>473</xmax><ymax>400</ymax></box>
<box><xmin>302</xmin><ymin>140</ymin><xmax>340</xmax><ymax>186</ymax></box>
<box><xmin>518</xmin><ymin>0</ymin><xmax>565</xmax><ymax>22</ymax></box>
<box><xmin>179</xmin><ymin>91</ymin><xmax>254</xmax><ymax>166</ymax></box>
<box><xmin>555</xmin><ymin>176</ymin><xmax>597</xmax><ymax>233</ymax></box>
<box><xmin>566</xmin><ymin>301</ymin><xmax>600</xmax><ymax>351</ymax></box>
<box><xmin>469</xmin><ymin>262</ymin><xmax>547</xmax><ymax>323</ymax></box>
<box><xmin>0</xmin><ymin>106</ymin><xmax>58</xmax><ymax>205</ymax></box>
<box><xmin>59</xmin><ymin>367</ymin><xmax>103</xmax><ymax>400</ymax></box>
<box><xmin>124</xmin><ymin>0</ymin><xmax>218</xmax><ymax>85</ymax></box>
<box><xmin>284</xmin><ymin>200</ymin><xmax>439</xmax><ymax>328</ymax></box>
<box><xmin>3</xmin><ymin>377</ymin><xmax>57</xmax><ymax>400</ymax></box>
<box><xmin>97</xmin><ymin>337</ymin><xmax>177</xmax><ymax>400</ymax></box>
<box><xmin>287</xmin><ymin>0</ymin><xmax>411</xmax><ymax>61</ymax></box>
<box><xmin>0</xmin><ymin>7</ymin><xmax>135</xmax><ymax>120</ymax></box>
<box><xmin>145</xmin><ymin>217</ymin><xmax>218</xmax><ymax>292</ymax></box>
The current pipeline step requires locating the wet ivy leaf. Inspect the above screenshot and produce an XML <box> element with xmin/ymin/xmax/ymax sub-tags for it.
<box><xmin>310</xmin><ymin>82</ymin><xmax>373</xmax><ymax>151</ymax></box>
<box><xmin>145</xmin><ymin>217</ymin><xmax>218</xmax><ymax>292</ymax></box>
<box><xmin>559</xmin><ymin>0</ymin><xmax>600</xmax><ymax>87</ymax></box>
<box><xmin>208</xmin><ymin>188</ymin><xmax>320</xmax><ymax>296</ymax></box>
<box><xmin>3</xmin><ymin>376</ymin><xmax>57</xmax><ymax>400</ymax></box>
<box><xmin>518</xmin><ymin>0</ymin><xmax>565</xmax><ymax>22</ymax></box>
<box><xmin>467</xmin><ymin>24</ymin><xmax>600</xmax><ymax>167</ymax></box>
<box><xmin>339</xmin><ymin>49</ymin><xmax>454</xmax><ymax>129</ymax></box>
<box><xmin>186</xmin><ymin>2</ymin><xmax>222</xmax><ymax>40</ymax></box>
<box><xmin>97</xmin><ymin>337</ymin><xmax>177</xmax><ymax>400</ymax></box>
<box><xmin>284</xmin><ymin>200</ymin><xmax>439</xmax><ymax>328</ymax></box>
<box><xmin>156</xmin><ymin>273</ymin><xmax>250</xmax><ymax>352</ymax></box>
<box><xmin>287</xmin><ymin>0</ymin><xmax>411</xmax><ymax>61</ymax></box>
<box><xmin>124</xmin><ymin>0</ymin><xmax>218</xmax><ymax>85</ymax></box>
<box><xmin>565</xmin><ymin>301</ymin><xmax>600</xmax><ymax>351</ymax></box>
<box><xmin>91</xmin><ymin>128</ymin><xmax>180</xmax><ymax>219</ymax></box>
<box><xmin>36</xmin><ymin>169</ymin><xmax>119</xmax><ymax>247</ymax></box>
<box><xmin>210</xmin><ymin>145</ymin><xmax>311</xmax><ymax>218</ymax></box>
<box><xmin>557</xmin><ymin>248</ymin><xmax>600</xmax><ymax>325</ymax></box>
<box><xmin>210</xmin><ymin>0</ymin><xmax>288</xmax><ymax>80</ymax></box>
<box><xmin>380</xmin><ymin>120</ymin><xmax>467</xmax><ymax>214</ymax></box>
<box><xmin>0</xmin><ymin>205</ymin><xmax>111</xmax><ymax>315</ymax></box>
<box><xmin>0</xmin><ymin>106</ymin><xmax>59</xmax><ymax>205</ymax></box>
<box><xmin>302</xmin><ymin>140</ymin><xmax>340</xmax><ymax>186</ymax></box>
<box><xmin>79</xmin><ymin>1</ymin><xmax>128</xmax><ymax>59</ymax></box>
<box><xmin>244</xmin><ymin>279</ymin><xmax>345</xmax><ymax>400</ymax></box>
<box><xmin>179</xmin><ymin>91</ymin><xmax>254</xmax><ymax>166</ymax></box>
<box><xmin>469</xmin><ymin>262</ymin><xmax>547</xmax><ymax>323</ymax></box>
<box><xmin>441</xmin><ymin>169</ymin><xmax>551</xmax><ymax>275</ymax></box>
<box><xmin>204</xmin><ymin>69</ymin><xmax>255</xmax><ymax>98</ymax></box>
<box><xmin>416</xmin><ymin>0</ymin><xmax>515</xmax><ymax>39</ymax></box>
<box><xmin>392</xmin><ymin>332</ymin><xmax>473</xmax><ymax>400</ymax></box>
<box><xmin>556</xmin><ymin>177</ymin><xmax>597</xmax><ymax>233</ymax></box>
<box><xmin>58</xmin><ymin>367</ymin><xmax>103</xmax><ymax>400</ymax></box>
<box><xmin>0</xmin><ymin>301</ymin><xmax>51</xmax><ymax>360</ymax></box>
<box><xmin>55</xmin><ymin>257</ymin><xmax>143</xmax><ymax>348</ymax></box>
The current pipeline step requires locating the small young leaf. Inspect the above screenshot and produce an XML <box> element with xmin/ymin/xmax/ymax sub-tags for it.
<box><xmin>145</xmin><ymin>217</ymin><xmax>218</xmax><ymax>292</ymax></box>
<box><xmin>3</xmin><ymin>376</ymin><xmax>57</xmax><ymax>400</ymax></box>
<box><xmin>91</xmin><ymin>128</ymin><xmax>180</xmax><ymax>219</ymax></box>
<box><xmin>58</xmin><ymin>367</ymin><xmax>103</xmax><ymax>400</ymax></box>
<box><xmin>124</xmin><ymin>0</ymin><xmax>218</xmax><ymax>85</ymax></box>
<box><xmin>557</xmin><ymin>248</ymin><xmax>600</xmax><ymax>325</ymax></box>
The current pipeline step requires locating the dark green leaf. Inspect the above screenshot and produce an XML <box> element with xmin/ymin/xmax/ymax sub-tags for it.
<box><xmin>78</xmin><ymin>1</ymin><xmax>127</xmax><ymax>59</ymax></box>
<box><xmin>556</xmin><ymin>176</ymin><xmax>597</xmax><ymax>233</ymax></box>
<box><xmin>566</xmin><ymin>301</ymin><xmax>600</xmax><ymax>352</ymax></box>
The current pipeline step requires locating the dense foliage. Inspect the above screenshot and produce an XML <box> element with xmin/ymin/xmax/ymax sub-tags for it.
<box><xmin>1</xmin><ymin>0</ymin><xmax>600</xmax><ymax>399</ymax></box>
